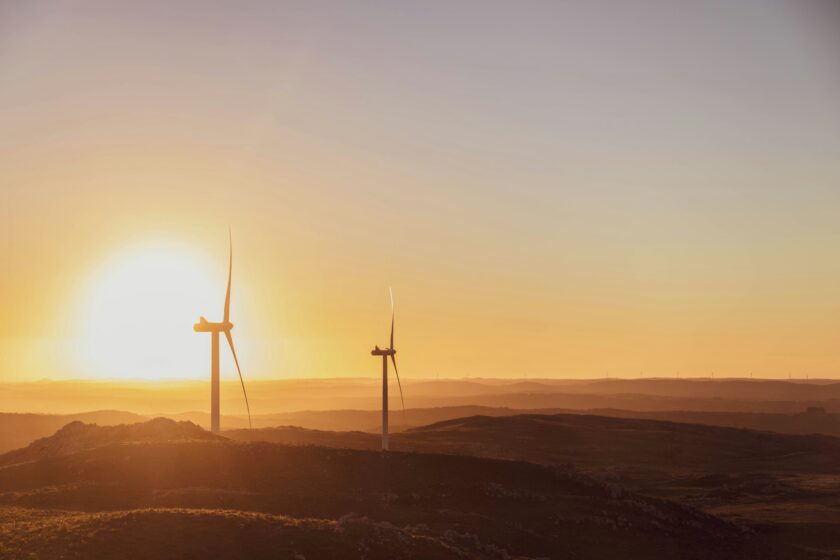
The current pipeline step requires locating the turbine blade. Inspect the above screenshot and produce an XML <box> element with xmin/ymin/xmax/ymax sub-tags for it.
<box><xmin>389</xmin><ymin>287</ymin><xmax>394</xmax><ymax>350</ymax></box>
<box><xmin>224</xmin><ymin>229</ymin><xmax>232</xmax><ymax>323</ymax></box>
<box><xmin>225</xmin><ymin>330</ymin><xmax>252</xmax><ymax>429</ymax></box>
<box><xmin>390</xmin><ymin>354</ymin><xmax>406</xmax><ymax>420</ymax></box>
<box><xmin>390</xmin><ymin>313</ymin><xmax>394</xmax><ymax>351</ymax></box>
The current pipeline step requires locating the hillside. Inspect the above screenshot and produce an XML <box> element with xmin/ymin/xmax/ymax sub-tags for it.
<box><xmin>227</xmin><ymin>413</ymin><xmax>840</xmax><ymax>474</ymax></box>
<box><xmin>0</xmin><ymin>507</ymin><xmax>491</xmax><ymax>560</ymax></box>
<box><xmin>227</xmin><ymin>412</ymin><xmax>840</xmax><ymax>556</ymax></box>
<box><xmin>0</xmin><ymin>419</ymin><xmax>817</xmax><ymax>560</ymax></box>
<box><xmin>581</xmin><ymin>407</ymin><xmax>840</xmax><ymax>438</ymax></box>
<box><xmin>226</xmin><ymin>425</ymin><xmax>378</xmax><ymax>449</ymax></box>
<box><xmin>0</xmin><ymin>410</ymin><xmax>147</xmax><ymax>453</ymax></box>
<box><xmin>399</xmin><ymin>413</ymin><xmax>840</xmax><ymax>473</ymax></box>
<box><xmin>0</xmin><ymin>417</ymin><xmax>219</xmax><ymax>467</ymax></box>
<box><xmin>5</xmin><ymin>404</ymin><xmax>840</xmax><ymax>458</ymax></box>
<box><xmin>228</xmin><ymin>404</ymin><xmax>840</xmax><ymax>436</ymax></box>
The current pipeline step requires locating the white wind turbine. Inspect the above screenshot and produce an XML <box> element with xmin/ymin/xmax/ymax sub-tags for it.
<box><xmin>370</xmin><ymin>288</ymin><xmax>405</xmax><ymax>451</ymax></box>
<box><xmin>193</xmin><ymin>231</ymin><xmax>252</xmax><ymax>433</ymax></box>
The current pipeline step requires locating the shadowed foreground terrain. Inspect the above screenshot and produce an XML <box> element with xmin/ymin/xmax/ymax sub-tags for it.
<box><xmin>0</xmin><ymin>507</ymin><xmax>484</xmax><ymax>559</ymax></box>
<box><xmin>228</xmin><ymin>413</ymin><xmax>840</xmax><ymax>556</ymax></box>
<box><xmin>0</xmin><ymin>418</ymin><xmax>822</xmax><ymax>559</ymax></box>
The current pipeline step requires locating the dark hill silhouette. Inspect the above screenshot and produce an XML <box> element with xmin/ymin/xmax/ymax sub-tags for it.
<box><xmin>226</xmin><ymin>412</ymin><xmax>840</xmax><ymax>557</ymax></box>
<box><xmin>0</xmin><ymin>507</ymin><xmax>486</xmax><ymax>560</ymax></box>
<box><xmin>0</xmin><ymin>418</ymin><xmax>219</xmax><ymax>467</ymax></box>
<box><xmin>229</xmin><ymin>404</ymin><xmax>840</xmax><ymax>436</ymax></box>
<box><xmin>0</xmin><ymin>410</ymin><xmax>148</xmax><ymax>453</ymax></box>
<box><xmin>399</xmin><ymin>413</ymin><xmax>840</xmax><ymax>473</ymax></box>
<box><xmin>578</xmin><ymin>407</ymin><xmax>840</xmax><ymax>438</ymax></box>
<box><xmin>7</xmin><ymin>404</ymin><xmax>840</xmax><ymax>457</ymax></box>
<box><xmin>225</xmin><ymin>405</ymin><xmax>514</xmax><ymax>433</ymax></box>
<box><xmin>0</xmin><ymin>419</ymin><xmax>817</xmax><ymax>560</ymax></box>
<box><xmin>227</xmin><ymin>413</ymin><xmax>840</xmax><ymax>474</ymax></box>
<box><xmin>227</xmin><ymin>425</ymin><xmax>378</xmax><ymax>449</ymax></box>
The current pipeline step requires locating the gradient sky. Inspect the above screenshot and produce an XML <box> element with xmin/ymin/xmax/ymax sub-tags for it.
<box><xmin>2</xmin><ymin>0</ymin><xmax>840</xmax><ymax>380</ymax></box>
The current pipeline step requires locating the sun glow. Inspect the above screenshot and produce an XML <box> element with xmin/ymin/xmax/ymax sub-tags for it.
<box><xmin>78</xmin><ymin>242</ymin><xmax>222</xmax><ymax>379</ymax></box>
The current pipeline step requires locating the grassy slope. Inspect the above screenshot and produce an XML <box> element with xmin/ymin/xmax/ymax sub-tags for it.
<box><xmin>0</xmin><ymin>419</ymin><xmax>817</xmax><ymax>560</ymax></box>
<box><xmin>0</xmin><ymin>507</ymin><xmax>484</xmax><ymax>560</ymax></box>
<box><xmin>230</xmin><ymin>413</ymin><xmax>840</xmax><ymax>557</ymax></box>
<box><xmin>227</xmin><ymin>413</ymin><xmax>840</xmax><ymax>474</ymax></box>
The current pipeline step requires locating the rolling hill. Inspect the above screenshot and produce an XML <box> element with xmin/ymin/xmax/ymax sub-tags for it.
<box><xmin>0</xmin><ymin>507</ymin><xmax>488</xmax><ymax>560</ymax></box>
<box><xmin>0</xmin><ymin>417</ymin><xmax>221</xmax><ymax>467</ymax></box>
<box><xmin>0</xmin><ymin>410</ymin><xmax>147</xmax><ymax>453</ymax></box>
<box><xmin>227</xmin><ymin>412</ymin><xmax>840</xmax><ymax>556</ymax></box>
<box><xmin>6</xmin><ymin>403</ymin><xmax>840</xmax><ymax>458</ymax></box>
<box><xmin>0</xmin><ymin>418</ymin><xmax>818</xmax><ymax>559</ymax></box>
<box><xmin>227</xmin><ymin>412</ymin><xmax>840</xmax><ymax>474</ymax></box>
<box><xmin>225</xmin><ymin>404</ymin><xmax>840</xmax><ymax>436</ymax></box>
<box><xmin>398</xmin><ymin>413</ymin><xmax>840</xmax><ymax>473</ymax></box>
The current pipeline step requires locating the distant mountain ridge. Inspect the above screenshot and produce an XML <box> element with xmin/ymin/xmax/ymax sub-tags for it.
<box><xmin>4</xmin><ymin>378</ymin><xmax>840</xmax><ymax>419</ymax></box>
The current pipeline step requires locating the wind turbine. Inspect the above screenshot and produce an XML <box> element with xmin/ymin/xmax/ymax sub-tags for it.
<box><xmin>193</xmin><ymin>231</ymin><xmax>252</xmax><ymax>434</ymax></box>
<box><xmin>371</xmin><ymin>288</ymin><xmax>405</xmax><ymax>451</ymax></box>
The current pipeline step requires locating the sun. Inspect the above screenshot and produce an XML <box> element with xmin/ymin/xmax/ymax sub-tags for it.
<box><xmin>78</xmin><ymin>242</ymin><xmax>222</xmax><ymax>380</ymax></box>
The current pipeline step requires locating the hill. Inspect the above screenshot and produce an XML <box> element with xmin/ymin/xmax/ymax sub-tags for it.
<box><xmin>226</xmin><ymin>425</ymin><xmax>378</xmax><ymax>449</ymax></box>
<box><xmin>228</xmin><ymin>413</ymin><xmax>840</xmax><ymax>474</ymax></box>
<box><xmin>399</xmin><ymin>413</ymin><xmax>840</xmax><ymax>473</ymax></box>
<box><xmin>0</xmin><ymin>507</ymin><xmax>487</xmax><ymax>560</ymax></box>
<box><xmin>0</xmin><ymin>417</ymin><xmax>219</xmax><ymax>467</ymax></box>
<box><xmin>0</xmin><ymin>410</ymin><xmax>147</xmax><ymax>453</ymax></box>
<box><xmin>0</xmin><ymin>419</ymin><xmax>817</xmax><ymax>560</ymax></box>
<box><xmin>6</xmin><ymin>403</ymin><xmax>840</xmax><ymax>457</ymax></box>
<box><xmin>227</xmin><ymin>413</ymin><xmax>840</xmax><ymax>556</ymax></box>
<box><xmin>579</xmin><ymin>407</ymin><xmax>840</xmax><ymax>438</ymax></box>
<box><xmin>229</xmin><ymin>404</ymin><xmax>840</xmax><ymax>436</ymax></box>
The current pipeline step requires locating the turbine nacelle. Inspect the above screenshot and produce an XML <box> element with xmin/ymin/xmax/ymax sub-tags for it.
<box><xmin>193</xmin><ymin>317</ymin><xmax>234</xmax><ymax>333</ymax></box>
<box><xmin>371</xmin><ymin>345</ymin><xmax>396</xmax><ymax>356</ymax></box>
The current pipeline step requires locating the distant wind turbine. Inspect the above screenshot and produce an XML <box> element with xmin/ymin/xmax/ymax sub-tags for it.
<box><xmin>194</xmin><ymin>231</ymin><xmax>252</xmax><ymax>433</ymax></box>
<box><xmin>371</xmin><ymin>287</ymin><xmax>405</xmax><ymax>451</ymax></box>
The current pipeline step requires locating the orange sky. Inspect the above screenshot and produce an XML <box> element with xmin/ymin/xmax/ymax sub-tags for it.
<box><xmin>2</xmin><ymin>1</ymin><xmax>840</xmax><ymax>381</ymax></box>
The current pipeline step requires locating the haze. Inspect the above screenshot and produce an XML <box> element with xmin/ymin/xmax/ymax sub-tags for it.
<box><xmin>2</xmin><ymin>1</ymin><xmax>840</xmax><ymax>381</ymax></box>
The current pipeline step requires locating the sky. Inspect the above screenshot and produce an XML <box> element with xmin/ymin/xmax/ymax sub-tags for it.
<box><xmin>1</xmin><ymin>0</ymin><xmax>840</xmax><ymax>381</ymax></box>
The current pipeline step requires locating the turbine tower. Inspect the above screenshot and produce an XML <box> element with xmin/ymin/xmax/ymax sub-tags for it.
<box><xmin>194</xmin><ymin>231</ymin><xmax>252</xmax><ymax>434</ymax></box>
<box><xmin>371</xmin><ymin>288</ymin><xmax>405</xmax><ymax>451</ymax></box>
